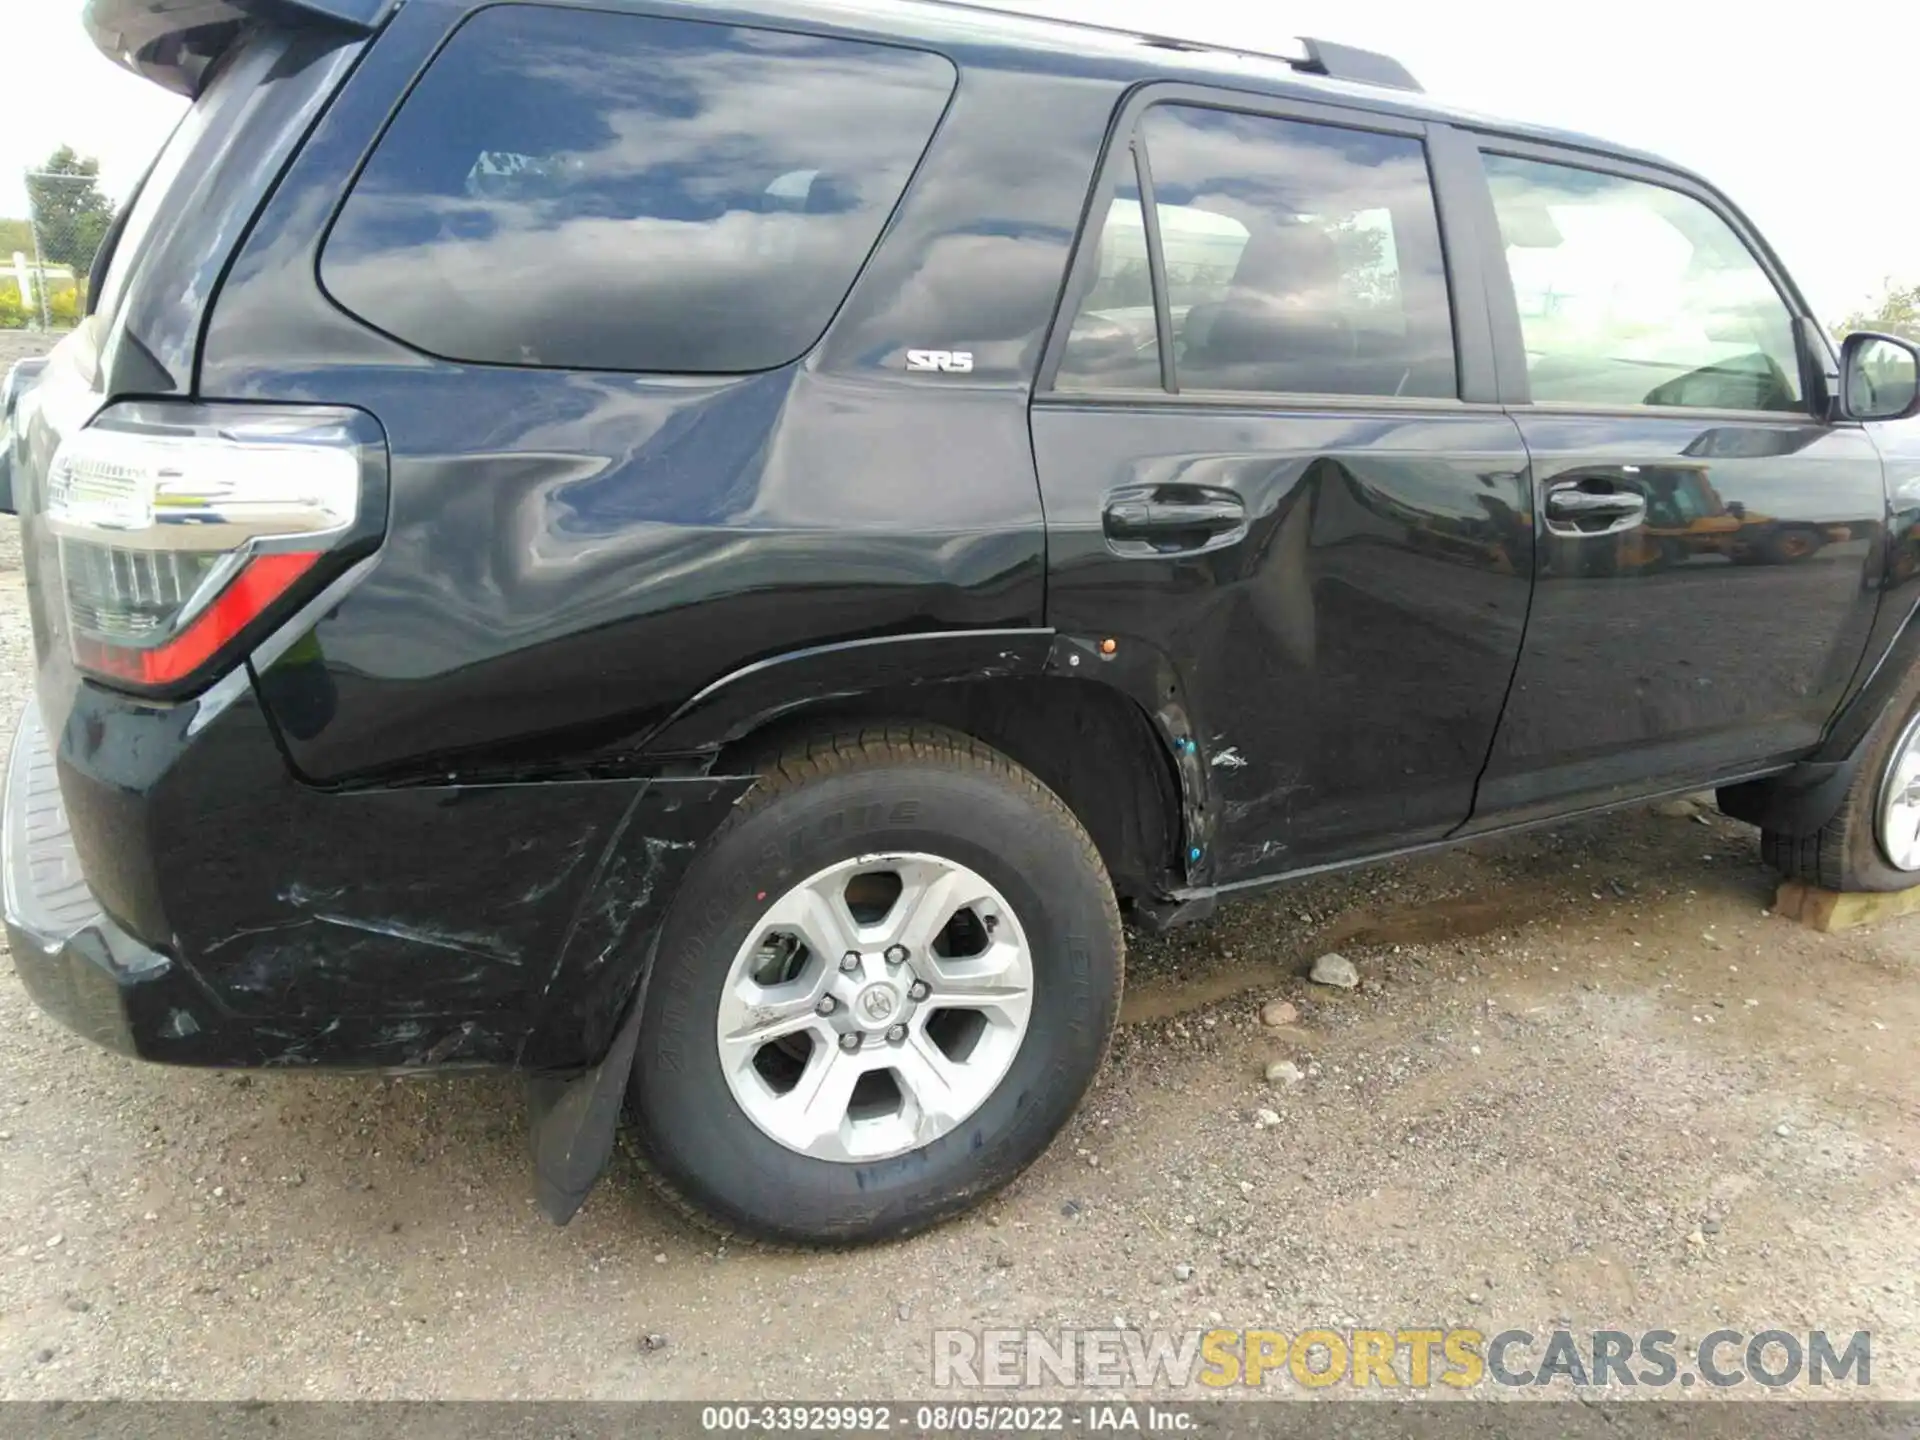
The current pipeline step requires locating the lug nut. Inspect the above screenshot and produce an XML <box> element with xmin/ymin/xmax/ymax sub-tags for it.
<box><xmin>885</xmin><ymin>944</ymin><xmax>909</xmax><ymax>965</ymax></box>
<box><xmin>885</xmin><ymin>1023</ymin><xmax>908</xmax><ymax>1043</ymax></box>
<box><xmin>816</xmin><ymin>996</ymin><xmax>837</xmax><ymax>1016</ymax></box>
<box><xmin>907</xmin><ymin>980</ymin><xmax>930</xmax><ymax>1001</ymax></box>
<box><xmin>839</xmin><ymin>951</ymin><xmax>861</xmax><ymax>973</ymax></box>
<box><xmin>839</xmin><ymin>1032</ymin><xmax>862</xmax><ymax>1053</ymax></box>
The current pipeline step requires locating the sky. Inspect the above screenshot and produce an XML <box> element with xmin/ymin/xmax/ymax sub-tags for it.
<box><xmin>0</xmin><ymin>0</ymin><xmax>1911</xmax><ymax>321</ymax></box>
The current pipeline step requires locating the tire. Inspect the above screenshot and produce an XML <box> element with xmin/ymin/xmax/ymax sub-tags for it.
<box><xmin>1762</xmin><ymin>666</ymin><xmax>1920</xmax><ymax>892</ymax></box>
<box><xmin>626</xmin><ymin>724</ymin><xmax>1124</xmax><ymax>1246</ymax></box>
<box><xmin>1759</xmin><ymin>526</ymin><xmax>1825</xmax><ymax>565</ymax></box>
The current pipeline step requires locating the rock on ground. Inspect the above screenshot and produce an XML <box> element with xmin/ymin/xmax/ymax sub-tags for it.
<box><xmin>1309</xmin><ymin>952</ymin><xmax>1360</xmax><ymax>989</ymax></box>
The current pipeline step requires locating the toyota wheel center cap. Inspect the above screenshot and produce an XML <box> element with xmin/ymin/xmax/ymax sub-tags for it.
<box><xmin>857</xmin><ymin>983</ymin><xmax>898</xmax><ymax>1024</ymax></box>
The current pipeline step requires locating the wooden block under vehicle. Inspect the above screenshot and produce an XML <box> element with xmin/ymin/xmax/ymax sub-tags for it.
<box><xmin>1774</xmin><ymin>879</ymin><xmax>1920</xmax><ymax>932</ymax></box>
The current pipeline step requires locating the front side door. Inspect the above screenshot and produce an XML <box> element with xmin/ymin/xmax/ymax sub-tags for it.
<box><xmin>1030</xmin><ymin>94</ymin><xmax>1533</xmax><ymax>882</ymax></box>
<box><xmin>1463</xmin><ymin>143</ymin><xmax>1887</xmax><ymax>823</ymax></box>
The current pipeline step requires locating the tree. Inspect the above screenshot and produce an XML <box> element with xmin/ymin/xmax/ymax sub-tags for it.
<box><xmin>0</xmin><ymin>218</ymin><xmax>32</xmax><ymax>257</ymax></box>
<box><xmin>1835</xmin><ymin>280</ymin><xmax>1920</xmax><ymax>342</ymax></box>
<box><xmin>24</xmin><ymin>147</ymin><xmax>115</xmax><ymax>277</ymax></box>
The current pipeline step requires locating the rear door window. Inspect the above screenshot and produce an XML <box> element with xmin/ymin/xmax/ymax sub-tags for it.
<box><xmin>1055</xmin><ymin>104</ymin><xmax>1457</xmax><ymax>400</ymax></box>
<box><xmin>321</xmin><ymin>6</ymin><xmax>955</xmax><ymax>373</ymax></box>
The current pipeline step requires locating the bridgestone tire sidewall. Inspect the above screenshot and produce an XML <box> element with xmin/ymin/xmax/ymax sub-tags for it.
<box><xmin>628</xmin><ymin>760</ymin><xmax>1121</xmax><ymax>1245</ymax></box>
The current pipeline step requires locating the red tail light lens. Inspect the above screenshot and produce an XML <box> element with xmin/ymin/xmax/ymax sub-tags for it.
<box><xmin>67</xmin><ymin>551</ymin><xmax>323</xmax><ymax>687</ymax></box>
<box><xmin>44</xmin><ymin>404</ymin><xmax>382</xmax><ymax>695</ymax></box>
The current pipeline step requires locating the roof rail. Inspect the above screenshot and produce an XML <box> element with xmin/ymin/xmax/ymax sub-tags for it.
<box><xmin>922</xmin><ymin>3</ymin><xmax>1423</xmax><ymax>94</ymax></box>
<box><xmin>1296</xmin><ymin>37</ymin><xmax>1423</xmax><ymax>93</ymax></box>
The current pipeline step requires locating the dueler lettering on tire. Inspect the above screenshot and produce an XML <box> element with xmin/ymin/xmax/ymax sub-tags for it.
<box><xmin>626</xmin><ymin>725</ymin><xmax>1124</xmax><ymax>1246</ymax></box>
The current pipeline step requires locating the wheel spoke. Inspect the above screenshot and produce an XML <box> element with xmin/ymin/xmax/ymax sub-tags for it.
<box><xmin>784</xmin><ymin>1045</ymin><xmax>867</xmax><ymax>1148</ymax></box>
<box><xmin>873</xmin><ymin>858</ymin><xmax>974</xmax><ymax>952</ymax></box>
<box><xmin>716</xmin><ymin>975</ymin><xmax>828</xmax><ymax>1066</ymax></box>
<box><xmin>921</xmin><ymin>938</ymin><xmax>1033</xmax><ymax>1026</ymax></box>
<box><xmin>1893</xmin><ymin>749</ymin><xmax>1920</xmax><ymax>804</ymax></box>
<box><xmin>895</xmin><ymin>1029</ymin><xmax>971</xmax><ymax>1141</ymax></box>
<box><xmin>763</xmin><ymin>880</ymin><xmax>860</xmax><ymax>964</ymax></box>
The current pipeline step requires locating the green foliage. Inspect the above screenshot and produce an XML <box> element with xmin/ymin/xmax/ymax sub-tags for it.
<box><xmin>48</xmin><ymin>286</ymin><xmax>82</xmax><ymax>328</ymax></box>
<box><xmin>0</xmin><ymin>218</ymin><xmax>32</xmax><ymax>257</ymax></box>
<box><xmin>25</xmin><ymin>147</ymin><xmax>115</xmax><ymax>277</ymax></box>
<box><xmin>1836</xmin><ymin>281</ymin><xmax>1920</xmax><ymax>342</ymax></box>
<box><xmin>0</xmin><ymin>281</ymin><xmax>85</xmax><ymax>330</ymax></box>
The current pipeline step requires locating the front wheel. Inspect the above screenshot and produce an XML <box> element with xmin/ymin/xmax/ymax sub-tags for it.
<box><xmin>627</xmin><ymin>725</ymin><xmax>1124</xmax><ymax>1246</ymax></box>
<box><xmin>1763</xmin><ymin>669</ymin><xmax>1920</xmax><ymax>893</ymax></box>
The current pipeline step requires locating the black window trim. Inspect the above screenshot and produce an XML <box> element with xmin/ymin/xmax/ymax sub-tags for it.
<box><xmin>1459</xmin><ymin>131</ymin><xmax>1826</xmax><ymax>422</ymax></box>
<box><xmin>1130</xmin><ymin>136</ymin><xmax>1178</xmax><ymax>395</ymax></box>
<box><xmin>1034</xmin><ymin>81</ymin><xmax>1496</xmax><ymax>410</ymax></box>
<box><xmin>311</xmin><ymin>0</ymin><xmax>961</xmax><ymax>377</ymax></box>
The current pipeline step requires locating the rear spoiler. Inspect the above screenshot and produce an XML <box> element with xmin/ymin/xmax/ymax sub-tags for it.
<box><xmin>84</xmin><ymin>0</ymin><xmax>394</xmax><ymax>97</ymax></box>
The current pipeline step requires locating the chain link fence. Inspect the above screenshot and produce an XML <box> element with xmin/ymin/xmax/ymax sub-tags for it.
<box><xmin>4</xmin><ymin>169</ymin><xmax>115</xmax><ymax>332</ymax></box>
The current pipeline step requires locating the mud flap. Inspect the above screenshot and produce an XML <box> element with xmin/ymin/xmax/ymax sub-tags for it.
<box><xmin>526</xmin><ymin>983</ymin><xmax>648</xmax><ymax>1225</ymax></box>
<box><xmin>1717</xmin><ymin>755</ymin><xmax>1858</xmax><ymax>836</ymax></box>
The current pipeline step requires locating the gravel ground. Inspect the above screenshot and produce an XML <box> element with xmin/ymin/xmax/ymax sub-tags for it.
<box><xmin>2</xmin><ymin>330</ymin><xmax>1918</xmax><ymax>1400</ymax></box>
<box><xmin>0</xmin><ymin>333</ymin><xmax>61</xmax><ymax>369</ymax></box>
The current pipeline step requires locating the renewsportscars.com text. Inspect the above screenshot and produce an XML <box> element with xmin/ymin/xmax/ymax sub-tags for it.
<box><xmin>933</xmin><ymin>1327</ymin><xmax>1871</xmax><ymax>1390</ymax></box>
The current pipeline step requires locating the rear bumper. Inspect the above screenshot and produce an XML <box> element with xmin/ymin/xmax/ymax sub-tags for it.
<box><xmin>4</xmin><ymin>684</ymin><xmax>754</xmax><ymax>1070</ymax></box>
<box><xmin>4</xmin><ymin>698</ymin><xmax>174</xmax><ymax>1059</ymax></box>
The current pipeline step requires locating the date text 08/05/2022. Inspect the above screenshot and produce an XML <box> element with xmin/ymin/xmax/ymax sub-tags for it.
<box><xmin>698</xmin><ymin>1405</ymin><xmax>1189</xmax><ymax>1433</ymax></box>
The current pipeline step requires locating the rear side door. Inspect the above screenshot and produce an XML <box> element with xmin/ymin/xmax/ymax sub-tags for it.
<box><xmin>1460</xmin><ymin>141</ymin><xmax>1887</xmax><ymax>823</ymax></box>
<box><xmin>1030</xmin><ymin>93</ymin><xmax>1533</xmax><ymax>882</ymax></box>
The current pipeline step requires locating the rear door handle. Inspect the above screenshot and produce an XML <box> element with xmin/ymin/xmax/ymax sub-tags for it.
<box><xmin>1545</xmin><ymin>485</ymin><xmax>1646</xmax><ymax>536</ymax></box>
<box><xmin>1102</xmin><ymin>486</ymin><xmax>1247</xmax><ymax>556</ymax></box>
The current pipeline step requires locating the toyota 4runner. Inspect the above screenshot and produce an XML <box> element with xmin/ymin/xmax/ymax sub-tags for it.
<box><xmin>4</xmin><ymin>0</ymin><xmax>1918</xmax><ymax>1246</ymax></box>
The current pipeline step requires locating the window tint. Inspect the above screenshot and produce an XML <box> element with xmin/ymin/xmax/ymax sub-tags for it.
<box><xmin>1483</xmin><ymin>154</ymin><xmax>1803</xmax><ymax>413</ymax></box>
<box><xmin>1058</xmin><ymin>105</ymin><xmax>1456</xmax><ymax>399</ymax></box>
<box><xmin>322</xmin><ymin>7</ymin><xmax>954</xmax><ymax>373</ymax></box>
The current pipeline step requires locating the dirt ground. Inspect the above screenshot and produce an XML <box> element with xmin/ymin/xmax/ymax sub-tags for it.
<box><xmin>2</xmin><ymin>340</ymin><xmax>1917</xmax><ymax>1400</ymax></box>
<box><xmin>0</xmin><ymin>333</ymin><xmax>59</xmax><ymax>369</ymax></box>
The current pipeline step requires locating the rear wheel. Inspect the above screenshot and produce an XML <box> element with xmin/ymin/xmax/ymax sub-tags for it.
<box><xmin>1762</xmin><ymin>669</ymin><xmax>1920</xmax><ymax>893</ymax></box>
<box><xmin>627</xmin><ymin>725</ymin><xmax>1124</xmax><ymax>1245</ymax></box>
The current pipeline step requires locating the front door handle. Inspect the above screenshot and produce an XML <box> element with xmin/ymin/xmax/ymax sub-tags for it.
<box><xmin>1102</xmin><ymin>485</ymin><xmax>1247</xmax><ymax>556</ymax></box>
<box><xmin>1545</xmin><ymin>485</ymin><xmax>1646</xmax><ymax>536</ymax></box>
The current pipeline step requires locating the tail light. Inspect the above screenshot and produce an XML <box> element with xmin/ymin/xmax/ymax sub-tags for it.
<box><xmin>44</xmin><ymin>403</ymin><xmax>385</xmax><ymax>695</ymax></box>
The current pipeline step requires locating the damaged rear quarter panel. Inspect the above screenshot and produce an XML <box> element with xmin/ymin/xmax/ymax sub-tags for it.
<box><xmin>173</xmin><ymin>770</ymin><xmax>755</xmax><ymax>1068</ymax></box>
<box><xmin>55</xmin><ymin>683</ymin><xmax>753</xmax><ymax>1069</ymax></box>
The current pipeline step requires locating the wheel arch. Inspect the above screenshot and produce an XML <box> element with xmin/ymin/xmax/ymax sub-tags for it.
<box><xmin>642</xmin><ymin>630</ymin><xmax>1194</xmax><ymax>908</ymax></box>
<box><xmin>711</xmin><ymin>674</ymin><xmax>1188</xmax><ymax>909</ymax></box>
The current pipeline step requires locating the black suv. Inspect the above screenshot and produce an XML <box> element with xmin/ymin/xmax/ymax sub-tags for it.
<box><xmin>5</xmin><ymin>0</ymin><xmax>1919</xmax><ymax>1247</ymax></box>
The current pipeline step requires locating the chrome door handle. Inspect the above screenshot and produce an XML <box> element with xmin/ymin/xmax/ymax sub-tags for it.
<box><xmin>1545</xmin><ymin>486</ymin><xmax>1646</xmax><ymax>536</ymax></box>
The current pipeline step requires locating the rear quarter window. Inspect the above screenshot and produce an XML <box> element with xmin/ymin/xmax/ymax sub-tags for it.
<box><xmin>320</xmin><ymin>6</ymin><xmax>956</xmax><ymax>373</ymax></box>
